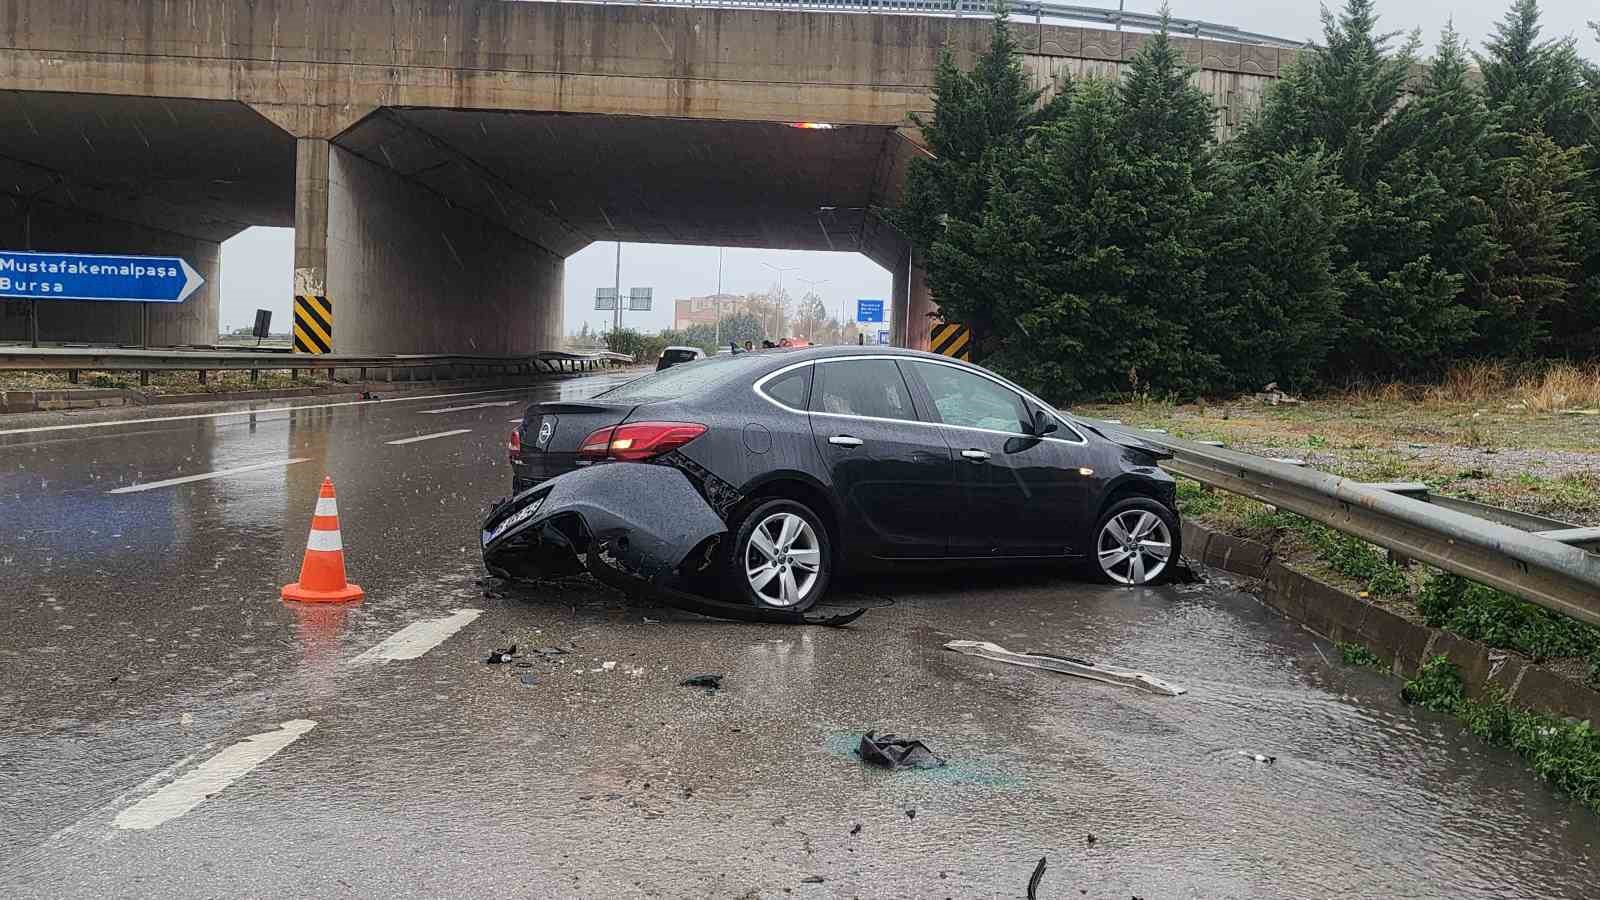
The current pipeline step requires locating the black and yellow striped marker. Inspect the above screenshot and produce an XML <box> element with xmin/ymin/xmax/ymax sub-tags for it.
<box><xmin>930</xmin><ymin>322</ymin><xmax>971</xmax><ymax>361</ymax></box>
<box><xmin>293</xmin><ymin>294</ymin><xmax>333</xmax><ymax>354</ymax></box>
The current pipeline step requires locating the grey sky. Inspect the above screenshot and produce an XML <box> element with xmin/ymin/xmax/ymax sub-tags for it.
<box><xmin>218</xmin><ymin>0</ymin><xmax>1598</xmax><ymax>336</ymax></box>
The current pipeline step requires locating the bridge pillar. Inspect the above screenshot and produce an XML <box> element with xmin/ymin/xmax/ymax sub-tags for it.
<box><xmin>890</xmin><ymin>250</ymin><xmax>936</xmax><ymax>352</ymax></box>
<box><xmin>291</xmin><ymin>138</ymin><xmax>564</xmax><ymax>355</ymax></box>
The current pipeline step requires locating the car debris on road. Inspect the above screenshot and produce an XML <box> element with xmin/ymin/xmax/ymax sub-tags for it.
<box><xmin>679</xmin><ymin>673</ymin><xmax>723</xmax><ymax>691</ymax></box>
<box><xmin>856</xmin><ymin>731</ymin><xmax>946</xmax><ymax>770</ymax></box>
<box><xmin>944</xmin><ymin>640</ymin><xmax>1187</xmax><ymax>696</ymax></box>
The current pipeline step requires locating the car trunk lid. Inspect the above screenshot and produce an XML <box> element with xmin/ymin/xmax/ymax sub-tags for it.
<box><xmin>517</xmin><ymin>400</ymin><xmax>639</xmax><ymax>480</ymax></box>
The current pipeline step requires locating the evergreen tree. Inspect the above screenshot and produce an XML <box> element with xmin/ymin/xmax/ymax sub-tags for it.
<box><xmin>1479</xmin><ymin>0</ymin><xmax>1591</xmax><ymax>147</ymax></box>
<box><xmin>1201</xmin><ymin>152</ymin><xmax>1351</xmax><ymax>392</ymax></box>
<box><xmin>928</xmin><ymin>26</ymin><xmax>1219</xmax><ymax>399</ymax></box>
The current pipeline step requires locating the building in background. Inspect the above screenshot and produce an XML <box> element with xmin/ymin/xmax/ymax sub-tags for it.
<box><xmin>673</xmin><ymin>293</ymin><xmax>745</xmax><ymax>330</ymax></box>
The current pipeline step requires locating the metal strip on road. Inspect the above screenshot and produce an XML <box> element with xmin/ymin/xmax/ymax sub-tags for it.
<box><xmin>106</xmin><ymin>458</ymin><xmax>310</xmax><ymax>494</ymax></box>
<box><xmin>0</xmin><ymin>386</ymin><xmax>538</xmax><ymax>438</ymax></box>
<box><xmin>350</xmin><ymin>609</ymin><xmax>483</xmax><ymax>663</ymax></box>
<box><xmin>385</xmin><ymin>429</ymin><xmax>473</xmax><ymax>446</ymax></box>
<box><xmin>112</xmin><ymin>720</ymin><xmax>317</xmax><ymax>831</ymax></box>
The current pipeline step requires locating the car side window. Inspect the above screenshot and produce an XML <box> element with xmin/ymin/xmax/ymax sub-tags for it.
<box><xmin>763</xmin><ymin>366</ymin><xmax>812</xmax><ymax>410</ymax></box>
<box><xmin>909</xmin><ymin>361</ymin><xmax>1031</xmax><ymax>434</ymax></box>
<box><xmin>810</xmin><ymin>360</ymin><xmax>917</xmax><ymax>422</ymax></box>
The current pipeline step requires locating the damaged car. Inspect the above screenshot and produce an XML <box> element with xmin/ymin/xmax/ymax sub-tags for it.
<box><xmin>486</xmin><ymin>346</ymin><xmax>1183</xmax><ymax>612</ymax></box>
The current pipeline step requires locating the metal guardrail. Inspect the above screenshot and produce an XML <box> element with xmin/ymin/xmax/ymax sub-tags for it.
<box><xmin>1084</xmin><ymin>418</ymin><xmax>1600</xmax><ymax>628</ymax></box>
<box><xmin>555</xmin><ymin>0</ymin><xmax>1308</xmax><ymax>48</ymax></box>
<box><xmin>0</xmin><ymin>347</ymin><xmax>635</xmax><ymax>384</ymax></box>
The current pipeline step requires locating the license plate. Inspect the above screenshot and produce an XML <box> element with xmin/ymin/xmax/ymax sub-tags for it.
<box><xmin>482</xmin><ymin>497</ymin><xmax>544</xmax><ymax>545</ymax></box>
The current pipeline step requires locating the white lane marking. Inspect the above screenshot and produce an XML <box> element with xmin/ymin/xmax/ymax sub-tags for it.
<box><xmin>507</xmin><ymin>418</ymin><xmax>523</xmax><ymax>423</ymax></box>
<box><xmin>47</xmin><ymin>751</ymin><xmax>201</xmax><ymax>844</ymax></box>
<box><xmin>385</xmin><ymin>428</ymin><xmax>472</xmax><ymax>446</ymax></box>
<box><xmin>350</xmin><ymin>609</ymin><xmax>483</xmax><ymax>663</ymax></box>
<box><xmin>0</xmin><ymin>386</ymin><xmax>540</xmax><ymax>437</ymax></box>
<box><xmin>112</xmin><ymin>720</ymin><xmax>317</xmax><ymax>831</ymax></box>
<box><xmin>305</xmin><ymin>529</ymin><xmax>343</xmax><ymax>551</ymax></box>
<box><xmin>313</xmin><ymin>496</ymin><xmax>338</xmax><ymax>516</ymax></box>
<box><xmin>107</xmin><ymin>458</ymin><xmax>310</xmax><ymax>494</ymax></box>
<box><xmin>419</xmin><ymin>400</ymin><xmax>520</xmax><ymax>414</ymax></box>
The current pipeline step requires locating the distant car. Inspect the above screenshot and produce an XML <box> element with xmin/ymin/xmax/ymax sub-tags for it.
<box><xmin>491</xmin><ymin>346</ymin><xmax>1182</xmax><ymax>611</ymax></box>
<box><xmin>656</xmin><ymin>346</ymin><xmax>706</xmax><ymax>371</ymax></box>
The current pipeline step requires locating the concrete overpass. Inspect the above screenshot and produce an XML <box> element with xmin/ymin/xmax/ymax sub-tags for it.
<box><xmin>0</xmin><ymin>1</ymin><xmax>1299</xmax><ymax>352</ymax></box>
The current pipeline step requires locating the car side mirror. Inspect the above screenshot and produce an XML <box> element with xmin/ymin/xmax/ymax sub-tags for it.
<box><xmin>1031</xmin><ymin>408</ymin><xmax>1059</xmax><ymax>437</ymax></box>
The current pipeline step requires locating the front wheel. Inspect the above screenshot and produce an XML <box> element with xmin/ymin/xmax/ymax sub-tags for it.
<box><xmin>723</xmin><ymin>498</ymin><xmax>832</xmax><ymax>613</ymax></box>
<box><xmin>1091</xmin><ymin>497</ymin><xmax>1180</xmax><ymax>586</ymax></box>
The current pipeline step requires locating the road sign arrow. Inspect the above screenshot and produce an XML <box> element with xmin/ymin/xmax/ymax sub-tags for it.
<box><xmin>177</xmin><ymin>258</ymin><xmax>205</xmax><ymax>303</ymax></box>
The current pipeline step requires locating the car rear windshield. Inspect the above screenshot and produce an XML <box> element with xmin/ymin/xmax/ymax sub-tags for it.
<box><xmin>600</xmin><ymin>352</ymin><xmax>770</xmax><ymax>400</ymax></box>
<box><xmin>662</xmin><ymin>349</ymin><xmax>700</xmax><ymax>363</ymax></box>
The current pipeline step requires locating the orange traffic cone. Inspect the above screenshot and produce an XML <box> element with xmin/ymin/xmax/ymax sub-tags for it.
<box><xmin>282</xmin><ymin>477</ymin><xmax>364</xmax><ymax>603</ymax></box>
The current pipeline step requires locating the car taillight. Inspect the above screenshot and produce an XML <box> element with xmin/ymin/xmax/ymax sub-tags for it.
<box><xmin>508</xmin><ymin>428</ymin><xmax>522</xmax><ymax>453</ymax></box>
<box><xmin>576</xmin><ymin>422</ymin><xmax>707</xmax><ymax>462</ymax></box>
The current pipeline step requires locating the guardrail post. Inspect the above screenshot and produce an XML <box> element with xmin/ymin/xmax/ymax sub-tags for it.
<box><xmin>359</xmin><ymin>366</ymin><xmax>367</xmax><ymax>382</ymax></box>
<box><xmin>198</xmin><ymin>369</ymin><xmax>208</xmax><ymax>385</ymax></box>
<box><xmin>139</xmin><ymin>370</ymin><xmax>150</xmax><ymax>387</ymax></box>
<box><xmin>290</xmin><ymin>367</ymin><xmax>298</xmax><ymax>380</ymax></box>
<box><xmin>68</xmin><ymin>369</ymin><xmax>79</xmax><ymax>384</ymax></box>
<box><xmin>250</xmin><ymin>369</ymin><xmax>259</xmax><ymax>384</ymax></box>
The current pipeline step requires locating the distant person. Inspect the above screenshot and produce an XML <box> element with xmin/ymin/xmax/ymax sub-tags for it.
<box><xmin>744</xmin><ymin>340</ymin><xmax>755</xmax><ymax>352</ymax></box>
<box><xmin>761</xmin><ymin>340</ymin><xmax>776</xmax><ymax>349</ymax></box>
<box><xmin>778</xmin><ymin>338</ymin><xmax>792</xmax><ymax>348</ymax></box>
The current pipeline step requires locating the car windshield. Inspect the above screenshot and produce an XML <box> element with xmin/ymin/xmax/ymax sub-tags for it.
<box><xmin>601</xmin><ymin>351</ymin><xmax>771</xmax><ymax>400</ymax></box>
<box><xmin>662</xmin><ymin>349</ymin><xmax>700</xmax><ymax>363</ymax></box>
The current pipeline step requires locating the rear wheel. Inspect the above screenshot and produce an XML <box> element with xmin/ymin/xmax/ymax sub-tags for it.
<box><xmin>724</xmin><ymin>498</ymin><xmax>832</xmax><ymax>612</ymax></box>
<box><xmin>1091</xmin><ymin>497</ymin><xmax>1180</xmax><ymax>586</ymax></box>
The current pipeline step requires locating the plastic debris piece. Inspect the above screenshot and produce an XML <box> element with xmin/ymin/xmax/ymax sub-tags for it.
<box><xmin>485</xmin><ymin>644</ymin><xmax>517</xmax><ymax>664</ymax></box>
<box><xmin>680</xmin><ymin>673</ymin><xmax>723</xmax><ymax>690</ymax></box>
<box><xmin>601</xmin><ymin>661</ymin><xmax>617</xmax><ymax>671</ymax></box>
<box><xmin>1239</xmin><ymin>752</ymin><xmax>1277</xmax><ymax>764</ymax></box>
<box><xmin>800</xmin><ymin>875</ymin><xmax>824</xmax><ymax>884</ymax></box>
<box><xmin>1028</xmin><ymin>857</ymin><xmax>1047</xmax><ymax>899</ymax></box>
<box><xmin>856</xmin><ymin>731</ymin><xmax>945</xmax><ymax>770</ymax></box>
<box><xmin>849</xmin><ymin>823</ymin><xmax>861</xmax><ymax>836</ymax></box>
<box><xmin>944</xmin><ymin>640</ymin><xmax>1187</xmax><ymax>696</ymax></box>
<box><xmin>519</xmin><ymin>674</ymin><xmax>539</xmax><ymax>686</ymax></box>
<box><xmin>1086</xmin><ymin>833</ymin><xmax>1097</xmax><ymax>846</ymax></box>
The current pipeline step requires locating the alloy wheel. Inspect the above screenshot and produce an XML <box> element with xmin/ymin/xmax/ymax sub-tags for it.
<box><xmin>744</xmin><ymin>511</ymin><xmax>822</xmax><ymax>607</ymax></box>
<box><xmin>1097</xmin><ymin>510</ymin><xmax>1172</xmax><ymax>585</ymax></box>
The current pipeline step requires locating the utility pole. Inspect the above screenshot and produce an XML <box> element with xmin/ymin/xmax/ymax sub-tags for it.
<box><xmin>612</xmin><ymin>241</ymin><xmax>622</xmax><ymax>333</ymax></box>
<box><xmin>714</xmin><ymin>247</ymin><xmax>724</xmax><ymax>346</ymax></box>
<box><xmin>761</xmin><ymin>261</ymin><xmax>798</xmax><ymax>339</ymax></box>
<box><xmin>796</xmin><ymin>276</ymin><xmax>828</xmax><ymax>342</ymax></box>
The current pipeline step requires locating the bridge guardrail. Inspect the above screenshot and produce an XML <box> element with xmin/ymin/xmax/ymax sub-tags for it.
<box><xmin>1081</xmin><ymin>418</ymin><xmax>1600</xmax><ymax>628</ymax></box>
<box><xmin>560</xmin><ymin>0</ymin><xmax>1308</xmax><ymax>48</ymax></box>
<box><xmin>0</xmin><ymin>347</ymin><xmax>635</xmax><ymax>385</ymax></box>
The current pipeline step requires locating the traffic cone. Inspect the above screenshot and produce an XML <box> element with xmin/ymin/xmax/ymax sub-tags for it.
<box><xmin>282</xmin><ymin>477</ymin><xmax>364</xmax><ymax>603</ymax></box>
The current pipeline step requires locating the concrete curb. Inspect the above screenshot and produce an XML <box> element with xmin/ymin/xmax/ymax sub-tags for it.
<box><xmin>1184</xmin><ymin>521</ymin><xmax>1600</xmax><ymax>723</ymax></box>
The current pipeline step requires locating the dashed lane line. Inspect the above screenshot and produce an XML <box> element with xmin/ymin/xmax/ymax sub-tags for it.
<box><xmin>385</xmin><ymin>429</ymin><xmax>473</xmax><ymax>446</ymax></box>
<box><xmin>107</xmin><ymin>458</ymin><xmax>310</xmax><ymax>494</ymax></box>
<box><xmin>419</xmin><ymin>400</ymin><xmax>521</xmax><ymax>414</ymax></box>
<box><xmin>350</xmin><ymin>609</ymin><xmax>483</xmax><ymax>663</ymax></box>
<box><xmin>112</xmin><ymin>720</ymin><xmax>318</xmax><ymax>831</ymax></box>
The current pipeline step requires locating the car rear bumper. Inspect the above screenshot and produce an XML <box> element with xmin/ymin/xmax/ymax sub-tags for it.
<box><xmin>482</xmin><ymin>463</ymin><xmax>727</xmax><ymax>584</ymax></box>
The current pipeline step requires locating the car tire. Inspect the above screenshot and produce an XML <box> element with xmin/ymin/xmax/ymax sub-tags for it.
<box><xmin>723</xmin><ymin>498</ymin><xmax>832</xmax><ymax>613</ymax></box>
<box><xmin>1089</xmin><ymin>497</ymin><xmax>1181</xmax><ymax>587</ymax></box>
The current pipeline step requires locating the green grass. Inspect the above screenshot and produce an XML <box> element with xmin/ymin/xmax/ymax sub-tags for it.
<box><xmin>1403</xmin><ymin>656</ymin><xmax>1600</xmax><ymax>813</ymax></box>
<box><xmin>1337</xmin><ymin>641</ymin><xmax>1386</xmax><ymax>668</ymax></box>
<box><xmin>1418</xmin><ymin>575</ymin><xmax>1600</xmax><ymax>683</ymax></box>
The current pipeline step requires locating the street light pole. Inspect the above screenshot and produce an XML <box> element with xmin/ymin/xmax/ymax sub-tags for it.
<box><xmin>612</xmin><ymin>241</ymin><xmax>622</xmax><ymax>334</ymax></box>
<box><xmin>714</xmin><ymin>247</ymin><xmax>724</xmax><ymax>346</ymax></box>
<box><xmin>796</xmin><ymin>276</ymin><xmax>828</xmax><ymax>342</ymax></box>
<box><xmin>760</xmin><ymin>262</ymin><xmax>798</xmax><ymax>340</ymax></box>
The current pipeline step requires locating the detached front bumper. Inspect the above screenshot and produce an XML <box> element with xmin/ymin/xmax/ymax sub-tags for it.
<box><xmin>481</xmin><ymin>463</ymin><xmax>727</xmax><ymax>585</ymax></box>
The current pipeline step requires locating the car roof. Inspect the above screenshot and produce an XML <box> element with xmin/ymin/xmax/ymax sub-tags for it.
<box><xmin>763</xmin><ymin>344</ymin><xmax>962</xmax><ymax>365</ymax></box>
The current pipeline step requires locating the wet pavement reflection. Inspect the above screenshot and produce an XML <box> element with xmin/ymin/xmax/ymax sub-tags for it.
<box><xmin>3</xmin><ymin>371</ymin><xmax>1599</xmax><ymax>897</ymax></box>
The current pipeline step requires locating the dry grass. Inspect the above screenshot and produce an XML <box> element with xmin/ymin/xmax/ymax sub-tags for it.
<box><xmin>1518</xmin><ymin>363</ymin><xmax>1600</xmax><ymax>413</ymax></box>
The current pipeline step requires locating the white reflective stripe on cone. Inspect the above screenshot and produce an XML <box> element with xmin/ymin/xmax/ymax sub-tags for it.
<box><xmin>306</xmin><ymin>530</ymin><xmax>343</xmax><ymax>552</ymax></box>
<box><xmin>314</xmin><ymin>497</ymin><xmax>338</xmax><ymax>517</ymax></box>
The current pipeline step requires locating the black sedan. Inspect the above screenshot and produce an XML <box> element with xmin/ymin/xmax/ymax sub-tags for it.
<box><xmin>488</xmin><ymin>346</ymin><xmax>1181</xmax><ymax>612</ymax></box>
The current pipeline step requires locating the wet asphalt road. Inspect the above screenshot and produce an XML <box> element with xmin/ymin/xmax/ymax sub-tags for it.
<box><xmin>4</xmin><ymin>371</ymin><xmax>1600</xmax><ymax>898</ymax></box>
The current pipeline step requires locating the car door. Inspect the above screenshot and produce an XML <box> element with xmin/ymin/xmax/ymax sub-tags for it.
<box><xmin>903</xmin><ymin>359</ymin><xmax>1092</xmax><ymax>558</ymax></box>
<box><xmin>807</xmin><ymin>357</ymin><xmax>954</xmax><ymax>560</ymax></box>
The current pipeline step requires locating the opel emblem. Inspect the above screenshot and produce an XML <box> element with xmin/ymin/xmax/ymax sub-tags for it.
<box><xmin>537</xmin><ymin>420</ymin><xmax>554</xmax><ymax>447</ymax></box>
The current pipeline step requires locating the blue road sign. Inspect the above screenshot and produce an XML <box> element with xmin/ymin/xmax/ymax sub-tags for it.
<box><xmin>0</xmin><ymin>250</ymin><xmax>204</xmax><ymax>303</ymax></box>
<box><xmin>855</xmin><ymin>299</ymin><xmax>884</xmax><ymax>323</ymax></box>
<box><xmin>877</xmin><ymin>330</ymin><xmax>889</xmax><ymax>345</ymax></box>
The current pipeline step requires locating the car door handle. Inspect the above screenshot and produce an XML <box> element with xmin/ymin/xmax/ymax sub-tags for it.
<box><xmin>961</xmin><ymin>449</ymin><xmax>991</xmax><ymax>461</ymax></box>
<box><xmin>829</xmin><ymin>435</ymin><xmax>864</xmax><ymax>448</ymax></box>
